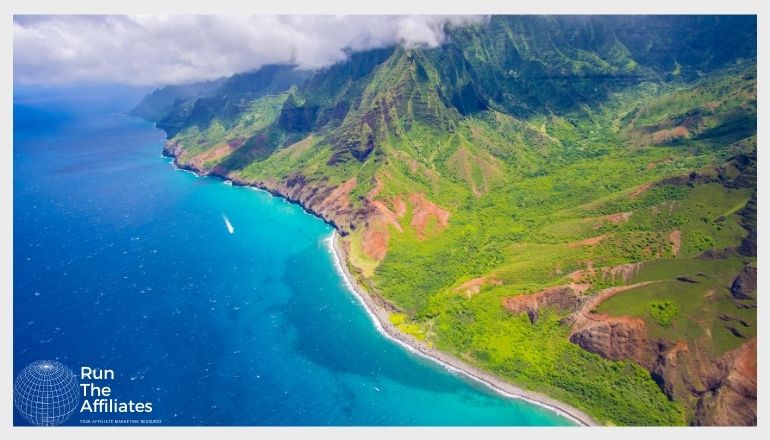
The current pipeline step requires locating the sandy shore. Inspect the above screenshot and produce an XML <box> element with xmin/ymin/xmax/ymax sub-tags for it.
<box><xmin>327</xmin><ymin>231</ymin><xmax>598</xmax><ymax>427</ymax></box>
<box><xmin>165</xmin><ymin>146</ymin><xmax>597</xmax><ymax>426</ymax></box>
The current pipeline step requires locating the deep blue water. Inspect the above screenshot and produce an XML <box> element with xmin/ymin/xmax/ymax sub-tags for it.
<box><xmin>13</xmin><ymin>86</ymin><xmax>572</xmax><ymax>426</ymax></box>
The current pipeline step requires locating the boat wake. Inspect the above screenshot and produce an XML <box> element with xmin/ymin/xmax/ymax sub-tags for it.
<box><xmin>222</xmin><ymin>214</ymin><xmax>235</xmax><ymax>234</ymax></box>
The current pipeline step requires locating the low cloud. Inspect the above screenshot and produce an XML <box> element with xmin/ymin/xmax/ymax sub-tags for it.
<box><xmin>13</xmin><ymin>15</ymin><xmax>485</xmax><ymax>86</ymax></box>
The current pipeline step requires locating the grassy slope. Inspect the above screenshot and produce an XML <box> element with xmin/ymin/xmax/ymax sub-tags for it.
<box><xmin>367</xmin><ymin>65</ymin><xmax>756</xmax><ymax>425</ymax></box>
<box><xmin>158</xmin><ymin>35</ymin><xmax>756</xmax><ymax>424</ymax></box>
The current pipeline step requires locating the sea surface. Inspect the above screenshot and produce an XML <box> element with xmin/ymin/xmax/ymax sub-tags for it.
<box><xmin>13</xmin><ymin>86</ymin><xmax>572</xmax><ymax>426</ymax></box>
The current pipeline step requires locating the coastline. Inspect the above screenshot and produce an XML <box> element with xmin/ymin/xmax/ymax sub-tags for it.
<box><xmin>163</xmin><ymin>143</ymin><xmax>598</xmax><ymax>427</ymax></box>
<box><xmin>327</xmin><ymin>231</ymin><xmax>599</xmax><ymax>427</ymax></box>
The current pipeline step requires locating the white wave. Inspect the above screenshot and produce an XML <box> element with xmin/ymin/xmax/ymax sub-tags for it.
<box><xmin>324</xmin><ymin>231</ymin><xmax>590</xmax><ymax>426</ymax></box>
<box><xmin>222</xmin><ymin>214</ymin><xmax>235</xmax><ymax>234</ymax></box>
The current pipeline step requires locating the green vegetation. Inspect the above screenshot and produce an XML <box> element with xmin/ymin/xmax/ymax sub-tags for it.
<box><xmin>389</xmin><ymin>313</ymin><xmax>427</xmax><ymax>341</ymax></box>
<box><xmin>649</xmin><ymin>300</ymin><xmax>678</xmax><ymax>327</ymax></box>
<box><xmin>596</xmin><ymin>256</ymin><xmax>756</xmax><ymax>357</ymax></box>
<box><xmin>425</xmin><ymin>299</ymin><xmax>684</xmax><ymax>425</ymax></box>
<box><xmin>136</xmin><ymin>15</ymin><xmax>757</xmax><ymax>426</ymax></box>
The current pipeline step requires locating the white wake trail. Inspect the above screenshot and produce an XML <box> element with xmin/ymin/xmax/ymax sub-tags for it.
<box><xmin>222</xmin><ymin>214</ymin><xmax>234</xmax><ymax>234</ymax></box>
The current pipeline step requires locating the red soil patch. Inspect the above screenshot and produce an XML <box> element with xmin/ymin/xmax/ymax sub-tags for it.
<box><xmin>651</xmin><ymin>125</ymin><xmax>689</xmax><ymax>144</ymax></box>
<box><xmin>735</xmin><ymin>339</ymin><xmax>757</xmax><ymax>385</ymax></box>
<box><xmin>572</xmin><ymin>312</ymin><xmax>647</xmax><ymax>333</ymax></box>
<box><xmin>190</xmin><ymin>139</ymin><xmax>244</xmax><ymax>168</ymax></box>
<box><xmin>502</xmin><ymin>283</ymin><xmax>591</xmax><ymax>316</ymax></box>
<box><xmin>567</xmin><ymin>260</ymin><xmax>595</xmax><ymax>283</ymax></box>
<box><xmin>568</xmin><ymin>234</ymin><xmax>606</xmax><ymax>248</ymax></box>
<box><xmin>605</xmin><ymin>212</ymin><xmax>632</xmax><ymax>224</ymax></box>
<box><xmin>600</xmin><ymin>262</ymin><xmax>642</xmax><ymax>284</ymax></box>
<box><xmin>568</xmin><ymin>311</ymin><xmax>651</xmax><ymax>364</ymax></box>
<box><xmin>568</xmin><ymin>271</ymin><xmax>585</xmax><ymax>283</ymax></box>
<box><xmin>629</xmin><ymin>182</ymin><xmax>652</xmax><ymax>199</ymax></box>
<box><xmin>408</xmin><ymin>193</ymin><xmax>450</xmax><ymax>239</ymax></box>
<box><xmin>359</xmin><ymin>177</ymin><xmax>410</xmax><ymax>261</ymax></box>
<box><xmin>362</xmin><ymin>224</ymin><xmax>389</xmax><ymax>261</ymax></box>
<box><xmin>570</xmin><ymin>281</ymin><xmax>658</xmax><ymax>330</ymax></box>
<box><xmin>455</xmin><ymin>276</ymin><xmax>503</xmax><ymax>298</ymax></box>
<box><xmin>593</xmin><ymin>281</ymin><xmax>650</xmax><ymax>303</ymax></box>
<box><xmin>669</xmin><ymin>229</ymin><xmax>681</xmax><ymax>257</ymax></box>
<box><xmin>646</xmin><ymin>156</ymin><xmax>677</xmax><ymax>170</ymax></box>
<box><xmin>227</xmin><ymin>138</ymin><xmax>246</xmax><ymax>148</ymax></box>
<box><xmin>370</xmin><ymin>200</ymin><xmax>403</xmax><ymax>232</ymax></box>
<box><xmin>567</xmin><ymin>261</ymin><xmax>641</xmax><ymax>284</ymax></box>
<box><xmin>321</xmin><ymin>178</ymin><xmax>357</xmax><ymax>214</ymax></box>
<box><xmin>393</xmin><ymin>197</ymin><xmax>407</xmax><ymax>218</ymax></box>
<box><xmin>369</xmin><ymin>176</ymin><xmax>385</xmax><ymax>199</ymax></box>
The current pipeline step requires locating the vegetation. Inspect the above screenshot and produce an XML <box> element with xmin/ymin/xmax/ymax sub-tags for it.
<box><xmin>596</xmin><ymin>256</ymin><xmax>756</xmax><ymax>357</ymax></box>
<box><xmin>649</xmin><ymin>300</ymin><xmax>678</xmax><ymax>327</ymax></box>
<box><xmin>135</xmin><ymin>16</ymin><xmax>757</xmax><ymax>426</ymax></box>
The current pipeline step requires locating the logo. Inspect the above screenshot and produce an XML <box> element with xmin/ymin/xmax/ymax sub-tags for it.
<box><xmin>14</xmin><ymin>360</ymin><xmax>80</xmax><ymax>426</ymax></box>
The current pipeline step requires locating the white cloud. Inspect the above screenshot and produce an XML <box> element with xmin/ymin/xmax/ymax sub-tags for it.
<box><xmin>13</xmin><ymin>15</ymin><xmax>485</xmax><ymax>86</ymax></box>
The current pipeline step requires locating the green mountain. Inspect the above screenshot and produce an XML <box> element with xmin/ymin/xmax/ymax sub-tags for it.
<box><xmin>135</xmin><ymin>15</ymin><xmax>757</xmax><ymax>426</ymax></box>
<box><xmin>130</xmin><ymin>77</ymin><xmax>226</xmax><ymax>122</ymax></box>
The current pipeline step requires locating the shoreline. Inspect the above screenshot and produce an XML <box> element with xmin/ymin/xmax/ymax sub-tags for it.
<box><xmin>164</xmin><ymin>144</ymin><xmax>598</xmax><ymax>427</ymax></box>
<box><xmin>327</xmin><ymin>231</ymin><xmax>598</xmax><ymax>427</ymax></box>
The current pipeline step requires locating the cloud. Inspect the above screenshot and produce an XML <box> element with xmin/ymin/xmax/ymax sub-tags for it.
<box><xmin>13</xmin><ymin>15</ymin><xmax>485</xmax><ymax>86</ymax></box>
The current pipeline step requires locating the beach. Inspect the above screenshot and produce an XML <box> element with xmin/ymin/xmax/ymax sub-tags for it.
<box><xmin>166</xmin><ymin>145</ymin><xmax>598</xmax><ymax>426</ymax></box>
<box><xmin>328</xmin><ymin>231</ymin><xmax>599</xmax><ymax>427</ymax></box>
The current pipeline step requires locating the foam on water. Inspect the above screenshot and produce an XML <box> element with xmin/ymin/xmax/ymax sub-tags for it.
<box><xmin>222</xmin><ymin>214</ymin><xmax>234</xmax><ymax>234</ymax></box>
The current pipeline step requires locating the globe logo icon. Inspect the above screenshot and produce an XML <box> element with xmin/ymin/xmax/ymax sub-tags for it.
<box><xmin>14</xmin><ymin>360</ymin><xmax>80</xmax><ymax>426</ymax></box>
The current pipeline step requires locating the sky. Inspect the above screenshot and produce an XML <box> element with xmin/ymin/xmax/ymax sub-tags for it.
<box><xmin>13</xmin><ymin>15</ymin><xmax>485</xmax><ymax>87</ymax></box>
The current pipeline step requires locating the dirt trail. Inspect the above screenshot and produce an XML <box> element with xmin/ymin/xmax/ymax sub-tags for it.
<box><xmin>571</xmin><ymin>281</ymin><xmax>658</xmax><ymax>332</ymax></box>
<box><xmin>669</xmin><ymin>229</ymin><xmax>681</xmax><ymax>256</ymax></box>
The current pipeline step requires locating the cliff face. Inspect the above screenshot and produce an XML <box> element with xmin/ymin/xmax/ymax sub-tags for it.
<box><xmin>502</xmin><ymin>284</ymin><xmax>589</xmax><ymax>324</ymax></box>
<box><xmin>730</xmin><ymin>265</ymin><xmax>757</xmax><ymax>300</ymax></box>
<box><xmin>500</xmin><ymin>263</ymin><xmax>757</xmax><ymax>427</ymax></box>
<box><xmin>693</xmin><ymin>339</ymin><xmax>757</xmax><ymax>426</ymax></box>
<box><xmin>569</xmin><ymin>307</ymin><xmax>757</xmax><ymax>426</ymax></box>
<box><xmin>164</xmin><ymin>140</ymin><xmax>365</xmax><ymax>235</ymax></box>
<box><xmin>570</xmin><ymin>314</ymin><xmax>660</xmax><ymax>367</ymax></box>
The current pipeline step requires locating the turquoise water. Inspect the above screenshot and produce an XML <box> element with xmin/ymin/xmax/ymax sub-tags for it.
<box><xmin>13</xmin><ymin>86</ymin><xmax>572</xmax><ymax>426</ymax></box>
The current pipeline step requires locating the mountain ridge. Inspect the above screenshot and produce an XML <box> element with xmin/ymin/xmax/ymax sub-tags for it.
<box><xmin>136</xmin><ymin>15</ymin><xmax>757</xmax><ymax>426</ymax></box>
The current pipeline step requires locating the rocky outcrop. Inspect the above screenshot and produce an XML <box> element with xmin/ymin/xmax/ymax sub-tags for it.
<box><xmin>455</xmin><ymin>276</ymin><xmax>503</xmax><ymax>298</ymax></box>
<box><xmin>163</xmin><ymin>140</ymin><xmax>187</xmax><ymax>159</ymax></box>
<box><xmin>567</xmin><ymin>282</ymin><xmax>663</xmax><ymax>368</ymax></box>
<box><xmin>502</xmin><ymin>284</ymin><xmax>590</xmax><ymax>323</ymax></box>
<box><xmin>730</xmin><ymin>264</ymin><xmax>757</xmax><ymax>300</ymax></box>
<box><xmin>692</xmin><ymin>339</ymin><xmax>757</xmax><ymax>426</ymax></box>
<box><xmin>676</xmin><ymin>275</ymin><xmax>699</xmax><ymax>284</ymax></box>
<box><xmin>738</xmin><ymin>193</ymin><xmax>757</xmax><ymax>256</ymax></box>
<box><xmin>566</xmin><ymin>281</ymin><xmax>757</xmax><ymax>426</ymax></box>
<box><xmin>408</xmin><ymin>193</ymin><xmax>450</xmax><ymax>240</ymax></box>
<box><xmin>252</xmin><ymin>174</ymin><xmax>369</xmax><ymax>236</ymax></box>
<box><xmin>164</xmin><ymin>140</ymin><xmax>368</xmax><ymax>235</ymax></box>
<box><xmin>358</xmin><ymin>191</ymin><xmax>451</xmax><ymax>260</ymax></box>
<box><xmin>570</xmin><ymin>314</ymin><xmax>661</xmax><ymax>367</ymax></box>
<box><xmin>568</xmin><ymin>262</ymin><xmax>642</xmax><ymax>285</ymax></box>
<box><xmin>358</xmin><ymin>180</ymin><xmax>405</xmax><ymax>261</ymax></box>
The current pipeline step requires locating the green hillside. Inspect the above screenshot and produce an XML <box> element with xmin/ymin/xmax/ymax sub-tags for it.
<box><xmin>136</xmin><ymin>15</ymin><xmax>757</xmax><ymax>426</ymax></box>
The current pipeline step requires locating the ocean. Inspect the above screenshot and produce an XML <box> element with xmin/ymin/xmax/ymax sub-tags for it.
<box><xmin>12</xmin><ymin>85</ymin><xmax>572</xmax><ymax>426</ymax></box>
